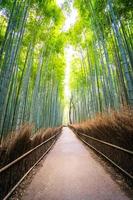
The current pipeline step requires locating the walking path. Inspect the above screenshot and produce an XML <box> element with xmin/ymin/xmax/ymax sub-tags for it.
<box><xmin>22</xmin><ymin>127</ymin><xmax>130</xmax><ymax>200</ymax></box>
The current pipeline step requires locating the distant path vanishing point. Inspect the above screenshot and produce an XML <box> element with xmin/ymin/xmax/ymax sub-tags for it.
<box><xmin>21</xmin><ymin>127</ymin><xmax>130</xmax><ymax>200</ymax></box>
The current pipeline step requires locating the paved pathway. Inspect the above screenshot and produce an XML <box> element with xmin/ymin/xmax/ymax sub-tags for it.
<box><xmin>22</xmin><ymin>127</ymin><xmax>130</xmax><ymax>200</ymax></box>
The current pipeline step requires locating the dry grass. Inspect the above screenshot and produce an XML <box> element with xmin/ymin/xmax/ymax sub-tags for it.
<box><xmin>70</xmin><ymin>107</ymin><xmax>133</xmax><ymax>150</ymax></box>
<box><xmin>0</xmin><ymin>124</ymin><xmax>62</xmax><ymax>199</ymax></box>
<box><xmin>0</xmin><ymin>124</ymin><xmax>62</xmax><ymax>168</ymax></box>
<box><xmin>69</xmin><ymin>107</ymin><xmax>133</xmax><ymax>179</ymax></box>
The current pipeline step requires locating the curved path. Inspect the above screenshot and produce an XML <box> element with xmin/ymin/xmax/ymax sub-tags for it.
<box><xmin>22</xmin><ymin>127</ymin><xmax>130</xmax><ymax>200</ymax></box>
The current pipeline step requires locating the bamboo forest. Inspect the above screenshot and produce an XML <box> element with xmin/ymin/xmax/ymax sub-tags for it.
<box><xmin>0</xmin><ymin>0</ymin><xmax>133</xmax><ymax>200</ymax></box>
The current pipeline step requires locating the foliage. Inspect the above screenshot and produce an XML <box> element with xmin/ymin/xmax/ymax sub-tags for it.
<box><xmin>0</xmin><ymin>0</ymin><xmax>66</xmax><ymax>140</ymax></box>
<box><xmin>68</xmin><ymin>0</ymin><xmax>133</xmax><ymax>123</ymax></box>
<box><xmin>0</xmin><ymin>0</ymin><xmax>133</xmax><ymax>137</ymax></box>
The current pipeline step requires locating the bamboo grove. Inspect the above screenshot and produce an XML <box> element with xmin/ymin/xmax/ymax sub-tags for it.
<box><xmin>69</xmin><ymin>0</ymin><xmax>133</xmax><ymax>123</ymax></box>
<box><xmin>0</xmin><ymin>0</ymin><xmax>133</xmax><ymax>139</ymax></box>
<box><xmin>0</xmin><ymin>0</ymin><xmax>65</xmax><ymax>140</ymax></box>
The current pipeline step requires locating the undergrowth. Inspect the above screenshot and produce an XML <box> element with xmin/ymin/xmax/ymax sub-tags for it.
<box><xmin>0</xmin><ymin>124</ymin><xmax>62</xmax><ymax>199</ymax></box>
<box><xmin>69</xmin><ymin>107</ymin><xmax>133</xmax><ymax>180</ymax></box>
<box><xmin>0</xmin><ymin>124</ymin><xmax>62</xmax><ymax>168</ymax></box>
<box><xmin>70</xmin><ymin>107</ymin><xmax>133</xmax><ymax>150</ymax></box>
